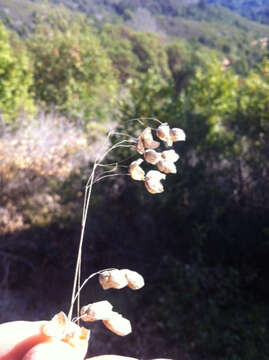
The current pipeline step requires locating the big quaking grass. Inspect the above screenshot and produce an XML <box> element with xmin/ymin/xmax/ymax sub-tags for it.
<box><xmin>36</xmin><ymin>119</ymin><xmax>186</xmax><ymax>354</ymax></box>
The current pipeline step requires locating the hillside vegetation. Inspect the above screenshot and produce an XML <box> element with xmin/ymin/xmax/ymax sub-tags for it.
<box><xmin>0</xmin><ymin>1</ymin><xmax>269</xmax><ymax>360</ymax></box>
<box><xmin>208</xmin><ymin>0</ymin><xmax>269</xmax><ymax>24</ymax></box>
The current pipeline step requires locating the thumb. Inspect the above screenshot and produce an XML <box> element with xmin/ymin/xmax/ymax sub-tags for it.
<box><xmin>0</xmin><ymin>321</ymin><xmax>47</xmax><ymax>360</ymax></box>
<box><xmin>22</xmin><ymin>341</ymin><xmax>86</xmax><ymax>360</ymax></box>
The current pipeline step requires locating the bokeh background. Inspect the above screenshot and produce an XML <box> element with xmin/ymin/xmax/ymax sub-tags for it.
<box><xmin>0</xmin><ymin>1</ymin><xmax>269</xmax><ymax>359</ymax></box>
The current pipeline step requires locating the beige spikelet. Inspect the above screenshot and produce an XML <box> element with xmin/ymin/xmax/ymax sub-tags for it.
<box><xmin>157</xmin><ymin>160</ymin><xmax>177</xmax><ymax>174</ymax></box>
<box><xmin>129</xmin><ymin>159</ymin><xmax>145</xmax><ymax>181</ymax></box>
<box><xmin>144</xmin><ymin>149</ymin><xmax>161</xmax><ymax>165</ymax></box>
<box><xmin>42</xmin><ymin>311</ymin><xmax>68</xmax><ymax>339</ymax></box>
<box><xmin>145</xmin><ymin>170</ymin><xmax>166</xmax><ymax>194</ymax></box>
<box><xmin>64</xmin><ymin>323</ymin><xmax>90</xmax><ymax>348</ymax></box>
<box><xmin>121</xmin><ymin>269</ymin><xmax>145</xmax><ymax>290</ymax></box>
<box><xmin>161</xmin><ymin>149</ymin><xmax>179</xmax><ymax>163</ymax></box>
<box><xmin>135</xmin><ymin>136</ymin><xmax>145</xmax><ymax>154</ymax></box>
<box><xmin>99</xmin><ymin>269</ymin><xmax>128</xmax><ymax>290</ymax></box>
<box><xmin>103</xmin><ymin>312</ymin><xmax>132</xmax><ymax>336</ymax></box>
<box><xmin>80</xmin><ymin>300</ymin><xmax>114</xmax><ymax>322</ymax></box>
<box><xmin>170</xmin><ymin>127</ymin><xmax>186</xmax><ymax>142</ymax></box>
<box><xmin>156</xmin><ymin>123</ymin><xmax>173</xmax><ymax>146</ymax></box>
<box><xmin>141</xmin><ymin>127</ymin><xmax>160</xmax><ymax>149</ymax></box>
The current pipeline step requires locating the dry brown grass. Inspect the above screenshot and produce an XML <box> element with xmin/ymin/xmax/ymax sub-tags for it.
<box><xmin>0</xmin><ymin>114</ymin><xmax>95</xmax><ymax>233</ymax></box>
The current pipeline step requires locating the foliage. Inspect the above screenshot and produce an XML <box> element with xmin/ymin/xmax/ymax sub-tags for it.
<box><xmin>27</xmin><ymin>18</ymin><xmax>118</xmax><ymax>126</ymax></box>
<box><xmin>152</xmin><ymin>254</ymin><xmax>269</xmax><ymax>360</ymax></box>
<box><xmin>99</xmin><ymin>25</ymin><xmax>170</xmax><ymax>82</ymax></box>
<box><xmin>0</xmin><ymin>22</ymin><xmax>35</xmax><ymax>126</ymax></box>
<box><xmin>207</xmin><ymin>0</ymin><xmax>269</xmax><ymax>25</ymax></box>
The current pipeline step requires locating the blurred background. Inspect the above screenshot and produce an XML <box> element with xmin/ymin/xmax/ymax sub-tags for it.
<box><xmin>0</xmin><ymin>1</ymin><xmax>269</xmax><ymax>359</ymax></box>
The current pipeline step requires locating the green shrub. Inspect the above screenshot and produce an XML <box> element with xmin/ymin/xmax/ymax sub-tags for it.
<box><xmin>27</xmin><ymin>21</ymin><xmax>118</xmax><ymax>127</ymax></box>
<box><xmin>0</xmin><ymin>22</ymin><xmax>35</xmax><ymax>127</ymax></box>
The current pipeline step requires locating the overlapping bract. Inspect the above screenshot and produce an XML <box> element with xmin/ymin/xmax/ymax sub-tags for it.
<box><xmin>42</xmin><ymin>312</ymin><xmax>90</xmax><ymax>347</ymax></box>
<box><xmin>80</xmin><ymin>269</ymin><xmax>144</xmax><ymax>337</ymax></box>
<box><xmin>129</xmin><ymin>123</ymin><xmax>185</xmax><ymax>194</ymax></box>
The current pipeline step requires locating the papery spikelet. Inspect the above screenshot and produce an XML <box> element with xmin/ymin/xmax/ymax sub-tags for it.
<box><xmin>161</xmin><ymin>149</ymin><xmax>179</xmax><ymax>163</ymax></box>
<box><xmin>103</xmin><ymin>312</ymin><xmax>132</xmax><ymax>336</ymax></box>
<box><xmin>99</xmin><ymin>269</ymin><xmax>128</xmax><ymax>290</ymax></box>
<box><xmin>80</xmin><ymin>300</ymin><xmax>114</xmax><ymax>322</ymax></box>
<box><xmin>42</xmin><ymin>312</ymin><xmax>68</xmax><ymax>339</ymax></box>
<box><xmin>135</xmin><ymin>136</ymin><xmax>145</xmax><ymax>154</ymax></box>
<box><xmin>129</xmin><ymin>159</ymin><xmax>145</xmax><ymax>181</ymax></box>
<box><xmin>121</xmin><ymin>269</ymin><xmax>145</xmax><ymax>290</ymax></box>
<box><xmin>141</xmin><ymin>127</ymin><xmax>160</xmax><ymax>149</ymax></box>
<box><xmin>144</xmin><ymin>149</ymin><xmax>161</xmax><ymax>165</ymax></box>
<box><xmin>145</xmin><ymin>170</ymin><xmax>166</xmax><ymax>194</ymax></box>
<box><xmin>64</xmin><ymin>323</ymin><xmax>90</xmax><ymax>348</ymax></box>
<box><xmin>157</xmin><ymin>160</ymin><xmax>177</xmax><ymax>174</ymax></box>
<box><xmin>80</xmin><ymin>327</ymin><xmax>91</xmax><ymax>341</ymax></box>
<box><xmin>170</xmin><ymin>128</ymin><xmax>186</xmax><ymax>142</ymax></box>
<box><xmin>156</xmin><ymin>123</ymin><xmax>173</xmax><ymax>146</ymax></box>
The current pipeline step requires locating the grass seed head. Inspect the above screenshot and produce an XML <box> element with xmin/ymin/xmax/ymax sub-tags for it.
<box><xmin>156</xmin><ymin>123</ymin><xmax>173</xmax><ymax>147</ymax></box>
<box><xmin>144</xmin><ymin>149</ymin><xmax>161</xmax><ymax>165</ymax></box>
<box><xmin>98</xmin><ymin>269</ymin><xmax>128</xmax><ymax>290</ymax></box>
<box><xmin>129</xmin><ymin>159</ymin><xmax>145</xmax><ymax>181</ymax></box>
<box><xmin>80</xmin><ymin>300</ymin><xmax>114</xmax><ymax>322</ymax></box>
<box><xmin>157</xmin><ymin>160</ymin><xmax>177</xmax><ymax>174</ymax></box>
<box><xmin>170</xmin><ymin>127</ymin><xmax>186</xmax><ymax>142</ymax></box>
<box><xmin>161</xmin><ymin>149</ymin><xmax>180</xmax><ymax>163</ymax></box>
<box><xmin>42</xmin><ymin>312</ymin><xmax>68</xmax><ymax>339</ymax></box>
<box><xmin>121</xmin><ymin>269</ymin><xmax>145</xmax><ymax>290</ymax></box>
<box><xmin>145</xmin><ymin>170</ymin><xmax>166</xmax><ymax>194</ymax></box>
<box><xmin>102</xmin><ymin>312</ymin><xmax>132</xmax><ymax>336</ymax></box>
<box><xmin>141</xmin><ymin>127</ymin><xmax>160</xmax><ymax>150</ymax></box>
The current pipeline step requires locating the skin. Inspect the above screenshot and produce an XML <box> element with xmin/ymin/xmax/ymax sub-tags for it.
<box><xmin>0</xmin><ymin>321</ymin><xmax>138</xmax><ymax>360</ymax></box>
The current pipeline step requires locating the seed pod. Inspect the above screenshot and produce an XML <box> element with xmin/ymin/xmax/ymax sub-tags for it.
<box><xmin>141</xmin><ymin>127</ymin><xmax>160</xmax><ymax>149</ymax></box>
<box><xmin>129</xmin><ymin>159</ymin><xmax>145</xmax><ymax>181</ymax></box>
<box><xmin>161</xmin><ymin>149</ymin><xmax>179</xmax><ymax>163</ymax></box>
<box><xmin>145</xmin><ymin>170</ymin><xmax>166</xmax><ymax>194</ymax></box>
<box><xmin>99</xmin><ymin>269</ymin><xmax>128</xmax><ymax>290</ymax></box>
<box><xmin>122</xmin><ymin>269</ymin><xmax>145</xmax><ymax>290</ymax></box>
<box><xmin>80</xmin><ymin>327</ymin><xmax>91</xmax><ymax>341</ymax></box>
<box><xmin>156</xmin><ymin>123</ymin><xmax>173</xmax><ymax>146</ymax></box>
<box><xmin>135</xmin><ymin>136</ymin><xmax>145</xmax><ymax>154</ymax></box>
<box><xmin>103</xmin><ymin>312</ymin><xmax>132</xmax><ymax>336</ymax></box>
<box><xmin>170</xmin><ymin>128</ymin><xmax>186</xmax><ymax>142</ymax></box>
<box><xmin>80</xmin><ymin>300</ymin><xmax>114</xmax><ymax>322</ymax></box>
<box><xmin>157</xmin><ymin>160</ymin><xmax>177</xmax><ymax>174</ymax></box>
<box><xmin>42</xmin><ymin>311</ymin><xmax>68</xmax><ymax>339</ymax></box>
<box><xmin>144</xmin><ymin>149</ymin><xmax>161</xmax><ymax>165</ymax></box>
<box><xmin>64</xmin><ymin>323</ymin><xmax>91</xmax><ymax>348</ymax></box>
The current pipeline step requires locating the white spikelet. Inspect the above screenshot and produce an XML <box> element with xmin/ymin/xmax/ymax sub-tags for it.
<box><xmin>144</xmin><ymin>149</ymin><xmax>161</xmax><ymax>165</ymax></box>
<box><xmin>129</xmin><ymin>158</ymin><xmax>145</xmax><ymax>181</ymax></box>
<box><xmin>99</xmin><ymin>269</ymin><xmax>128</xmax><ymax>290</ymax></box>
<box><xmin>42</xmin><ymin>312</ymin><xmax>68</xmax><ymax>339</ymax></box>
<box><xmin>145</xmin><ymin>170</ymin><xmax>166</xmax><ymax>194</ymax></box>
<box><xmin>157</xmin><ymin>160</ymin><xmax>177</xmax><ymax>174</ymax></box>
<box><xmin>80</xmin><ymin>300</ymin><xmax>114</xmax><ymax>322</ymax></box>
<box><xmin>161</xmin><ymin>149</ymin><xmax>179</xmax><ymax>163</ymax></box>
<box><xmin>103</xmin><ymin>312</ymin><xmax>132</xmax><ymax>336</ymax></box>
<box><xmin>170</xmin><ymin>128</ymin><xmax>186</xmax><ymax>142</ymax></box>
<box><xmin>141</xmin><ymin>127</ymin><xmax>160</xmax><ymax>149</ymax></box>
<box><xmin>121</xmin><ymin>269</ymin><xmax>145</xmax><ymax>290</ymax></box>
<box><xmin>156</xmin><ymin>123</ymin><xmax>173</xmax><ymax>146</ymax></box>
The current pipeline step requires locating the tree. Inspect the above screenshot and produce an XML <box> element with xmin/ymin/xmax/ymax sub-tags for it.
<box><xmin>0</xmin><ymin>22</ymin><xmax>34</xmax><ymax>127</ymax></box>
<box><xmin>27</xmin><ymin>20</ymin><xmax>118</xmax><ymax>127</ymax></box>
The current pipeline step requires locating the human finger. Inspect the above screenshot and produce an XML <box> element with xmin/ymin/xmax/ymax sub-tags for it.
<box><xmin>0</xmin><ymin>321</ymin><xmax>47</xmax><ymax>360</ymax></box>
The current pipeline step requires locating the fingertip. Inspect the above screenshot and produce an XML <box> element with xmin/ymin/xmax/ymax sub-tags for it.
<box><xmin>22</xmin><ymin>341</ymin><xmax>86</xmax><ymax>360</ymax></box>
